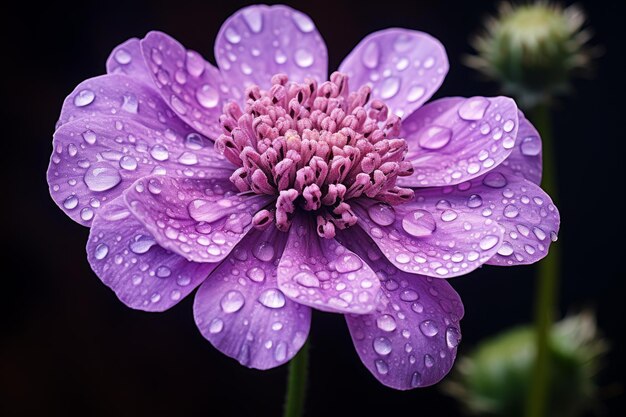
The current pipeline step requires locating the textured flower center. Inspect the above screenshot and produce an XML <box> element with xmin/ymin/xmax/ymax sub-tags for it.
<box><xmin>215</xmin><ymin>72</ymin><xmax>414</xmax><ymax>238</ymax></box>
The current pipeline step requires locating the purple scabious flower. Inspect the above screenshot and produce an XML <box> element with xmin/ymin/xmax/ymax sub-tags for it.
<box><xmin>47</xmin><ymin>4</ymin><xmax>559</xmax><ymax>389</ymax></box>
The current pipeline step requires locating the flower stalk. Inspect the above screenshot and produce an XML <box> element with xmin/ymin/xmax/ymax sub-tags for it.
<box><xmin>283</xmin><ymin>340</ymin><xmax>310</xmax><ymax>417</ymax></box>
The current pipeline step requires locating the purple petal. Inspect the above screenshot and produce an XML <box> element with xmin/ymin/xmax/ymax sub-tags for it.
<box><xmin>339</xmin><ymin>29</ymin><xmax>448</xmax><ymax>118</ymax></box>
<box><xmin>398</xmin><ymin>97</ymin><xmax>519</xmax><ymax>187</ymax></box>
<box><xmin>194</xmin><ymin>227</ymin><xmax>311</xmax><ymax>369</ymax></box>
<box><xmin>106</xmin><ymin>38</ymin><xmax>151</xmax><ymax>83</ymax></box>
<box><xmin>409</xmin><ymin>169</ymin><xmax>559</xmax><ymax>266</ymax></box>
<box><xmin>352</xmin><ymin>197</ymin><xmax>504</xmax><ymax>278</ymax></box>
<box><xmin>497</xmin><ymin>111</ymin><xmax>543</xmax><ymax>185</ymax></box>
<box><xmin>124</xmin><ymin>176</ymin><xmax>273</xmax><ymax>263</ymax></box>
<box><xmin>57</xmin><ymin>73</ymin><xmax>185</xmax><ymax>130</ymax></box>
<box><xmin>337</xmin><ymin>227</ymin><xmax>464</xmax><ymax>390</ymax></box>
<box><xmin>140</xmin><ymin>31</ymin><xmax>227</xmax><ymax>139</ymax></box>
<box><xmin>277</xmin><ymin>214</ymin><xmax>382</xmax><ymax>314</ymax></box>
<box><xmin>48</xmin><ymin>114</ymin><xmax>230</xmax><ymax>226</ymax></box>
<box><xmin>86</xmin><ymin>197</ymin><xmax>217</xmax><ymax>312</ymax></box>
<box><xmin>215</xmin><ymin>5</ymin><xmax>328</xmax><ymax>92</ymax></box>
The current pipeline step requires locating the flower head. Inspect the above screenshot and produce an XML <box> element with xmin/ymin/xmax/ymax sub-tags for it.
<box><xmin>48</xmin><ymin>4</ymin><xmax>559</xmax><ymax>389</ymax></box>
<box><xmin>467</xmin><ymin>2</ymin><xmax>596</xmax><ymax>107</ymax></box>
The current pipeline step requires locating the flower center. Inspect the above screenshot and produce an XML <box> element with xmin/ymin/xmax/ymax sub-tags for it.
<box><xmin>215</xmin><ymin>71</ymin><xmax>414</xmax><ymax>238</ymax></box>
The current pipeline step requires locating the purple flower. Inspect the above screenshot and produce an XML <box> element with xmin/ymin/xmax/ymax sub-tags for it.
<box><xmin>47</xmin><ymin>4</ymin><xmax>559</xmax><ymax>389</ymax></box>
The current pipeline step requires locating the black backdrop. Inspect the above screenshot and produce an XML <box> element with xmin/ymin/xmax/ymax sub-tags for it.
<box><xmin>2</xmin><ymin>1</ymin><xmax>624</xmax><ymax>416</ymax></box>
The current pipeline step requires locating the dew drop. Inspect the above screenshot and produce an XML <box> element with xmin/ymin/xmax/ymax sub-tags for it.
<box><xmin>482</xmin><ymin>172</ymin><xmax>507</xmax><ymax>188</ymax></box>
<box><xmin>224</xmin><ymin>27</ymin><xmax>241</xmax><ymax>44</ymax></box>
<box><xmin>446</xmin><ymin>326</ymin><xmax>461</xmax><ymax>348</ymax></box>
<box><xmin>407</xmin><ymin>85</ymin><xmax>426</xmax><ymax>102</ymax></box>
<box><xmin>520</xmin><ymin>136</ymin><xmax>542</xmax><ymax>156</ymax></box>
<box><xmin>80</xmin><ymin>207</ymin><xmax>94</xmax><ymax>221</ymax></box>
<box><xmin>367</xmin><ymin>203</ymin><xmax>396</xmax><ymax>226</ymax></box>
<box><xmin>220</xmin><ymin>290</ymin><xmax>245</xmax><ymax>313</ymax></box>
<box><xmin>400</xmin><ymin>289</ymin><xmax>419</xmax><ymax>302</ymax></box>
<box><xmin>497</xmin><ymin>242</ymin><xmax>514</xmax><ymax>256</ymax></box>
<box><xmin>156</xmin><ymin>266</ymin><xmax>171</xmax><ymax>278</ymax></box>
<box><xmin>129</xmin><ymin>235</ymin><xmax>156</xmax><ymax>254</ymax></box>
<box><xmin>82</xmin><ymin>130</ymin><xmax>96</xmax><ymax>145</ymax></box>
<box><xmin>375</xmin><ymin>359</ymin><xmax>389</xmax><ymax>375</ymax></box>
<box><xmin>467</xmin><ymin>194</ymin><xmax>483</xmax><ymax>208</ymax></box>
<box><xmin>258</xmin><ymin>289</ymin><xmax>286</xmax><ymax>309</ymax></box>
<box><xmin>458</xmin><ymin>97</ymin><xmax>489</xmax><ymax>121</ymax></box>
<box><xmin>424</xmin><ymin>354</ymin><xmax>435</xmax><ymax>368</ymax></box>
<box><xmin>114</xmin><ymin>48</ymin><xmax>132</xmax><ymax>65</ymax></box>
<box><xmin>242</xmin><ymin>8</ymin><xmax>263</xmax><ymax>32</ymax></box>
<box><xmin>63</xmin><ymin>195</ymin><xmax>79</xmax><ymax>210</ymax></box>
<box><xmin>441</xmin><ymin>209</ymin><xmax>458</xmax><ymax>222</ymax></box>
<box><xmin>417</xmin><ymin>125</ymin><xmax>452</xmax><ymax>150</ymax></box>
<box><xmin>122</xmin><ymin>93</ymin><xmax>138</xmax><ymax>114</ymax></box>
<box><xmin>209</xmin><ymin>318</ymin><xmax>224</xmax><ymax>334</ymax></box>
<box><xmin>336</xmin><ymin>254</ymin><xmax>363</xmax><ymax>273</ymax></box>
<box><xmin>74</xmin><ymin>89</ymin><xmax>95</xmax><ymax>107</ymax></box>
<box><xmin>376</xmin><ymin>314</ymin><xmax>397</xmax><ymax>332</ymax></box>
<box><xmin>419</xmin><ymin>320</ymin><xmax>439</xmax><ymax>337</ymax></box>
<box><xmin>196</xmin><ymin>84</ymin><xmax>219</xmax><ymax>109</ymax></box>
<box><xmin>361</xmin><ymin>42</ymin><xmax>379</xmax><ymax>69</ymax></box>
<box><xmin>292</xmin><ymin>11</ymin><xmax>314</xmax><ymax>32</ymax></box>
<box><xmin>504</xmin><ymin>204</ymin><xmax>519</xmax><ymax>218</ymax></box>
<box><xmin>150</xmin><ymin>144</ymin><xmax>169</xmax><ymax>161</ymax></box>
<box><xmin>479</xmin><ymin>235</ymin><xmax>499</xmax><ymax>250</ymax></box>
<box><xmin>380</xmin><ymin>77</ymin><xmax>400</xmax><ymax>99</ymax></box>
<box><xmin>253</xmin><ymin>241</ymin><xmax>275</xmax><ymax>262</ymax></box>
<box><xmin>274</xmin><ymin>342</ymin><xmax>288</xmax><ymax>362</ymax></box>
<box><xmin>94</xmin><ymin>243</ymin><xmax>109</xmax><ymax>260</ymax></box>
<box><xmin>373</xmin><ymin>336</ymin><xmax>392</xmax><ymax>355</ymax></box>
<box><xmin>402</xmin><ymin>209</ymin><xmax>436</xmax><ymax>237</ymax></box>
<box><xmin>246</xmin><ymin>267</ymin><xmax>266</xmax><ymax>283</ymax></box>
<box><xmin>294</xmin><ymin>48</ymin><xmax>314</xmax><ymax>68</ymax></box>
<box><xmin>119</xmin><ymin>156</ymin><xmax>138</xmax><ymax>171</ymax></box>
<box><xmin>410</xmin><ymin>371</ymin><xmax>422</xmax><ymax>388</ymax></box>
<box><xmin>294</xmin><ymin>271</ymin><xmax>320</xmax><ymax>288</ymax></box>
<box><xmin>83</xmin><ymin>163</ymin><xmax>122</xmax><ymax>192</ymax></box>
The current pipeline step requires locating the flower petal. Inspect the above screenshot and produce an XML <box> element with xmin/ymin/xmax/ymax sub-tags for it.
<box><xmin>215</xmin><ymin>5</ymin><xmax>328</xmax><ymax>92</ymax></box>
<box><xmin>497</xmin><ymin>111</ymin><xmax>543</xmax><ymax>185</ymax></box>
<box><xmin>352</xmin><ymin>197</ymin><xmax>504</xmax><ymax>278</ymax></box>
<box><xmin>194</xmin><ymin>227</ymin><xmax>311</xmax><ymax>370</ymax></box>
<box><xmin>106</xmin><ymin>38</ymin><xmax>151</xmax><ymax>83</ymax></box>
<box><xmin>339</xmin><ymin>29</ymin><xmax>448</xmax><ymax>118</ymax></box>
<box><xmin>124</xmin><ymin>176</ymin><xmax>273</xmax><ymax>263</ymax></box>
<box><xmin>408</xmin><ymin>169</ymin><xmax>559</xmax><ymax>266</ymax></box>
<box><xmin>277</xmin><ymin>214</ymin><xmax>382</xmax><ymax>314</ymax></box>
<box><xmin>48</xmin><ymin>115</ymin><xmax>230</xmax><ymax>226</ymax></box>
<box><xmin>86</xmin><ymin>197</ymin><xmax>217</xmax><ymax>312</ymax></box>
<box><xmin>140</xmin><ymin>31</ymin><xmax>227</xmax><ymax>139</ymax></box>
<box><xmin>337</xmin><ymin>227</ymin><xmax>464</xmax><ymax>389</ymax></box>
<box><xmin>57</xmin><ymin>73</ymin><xmax>185</xmax><ymax>130</ymax></box>
<box><xmin>398</xmin><ymin>96</ymin><xmax>519</xmax><ymax>187</ymax></box>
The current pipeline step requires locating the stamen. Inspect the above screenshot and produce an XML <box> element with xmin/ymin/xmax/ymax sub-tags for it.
<box><xmin>215</xmin><ymin>71</ymin><xmax>415</xmax><ymax>237</ymax></box>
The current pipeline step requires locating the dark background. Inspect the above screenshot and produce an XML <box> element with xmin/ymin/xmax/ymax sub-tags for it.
<box><xmin>2</xmin><ymin>0</ymin><xmax>624</xmax><ymax>416</ymax></box>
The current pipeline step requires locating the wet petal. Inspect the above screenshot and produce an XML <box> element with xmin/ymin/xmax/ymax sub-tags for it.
<box><xmin>48</xmin><ymin>116</ymin><xmax>230</xmax><ymax>226</ymax></box>
<box><xmin>498</xmin><ymin>111</ymin><xmax>542</xmax><ymax>185</ymax></box>
<box><xmin>86</xmin><ymin>198</ymin><xmax>217</xmax><ymax>312</ymax></box>
<box><xmin>339</xmin><ymin>29</ymin><xmax>448</xmax><ymax>118</ymax></box>
<box><xmin>106</xmin><ymin>38</ymin><xmax>151</xmax><ymax>83</ymax></box>
<box><xmin>140</xmin><ymin>31</ymin><xmax>227</xmax><ymax>139</ymax></box>
<box><xmin>124</xmin><ymin>176</ymin><xmax>273</xmax><ymax>262</ymax></box>
<box><xmin>215</xmin><ymin>5</ymin><xmax>328</xmax><ymax>92</ymax></box>
<box><xmin>409</xmin><ymin>169</ymin><xmax>559</xmax><ymax>266</ymax></box>
<box><xmin>277</xmin><ymin>214</ymin><xmax>382</xmax><ymax>314</ymax></box>
<box><xmin>398</xmin><ymin>96</ymin><xmax>519</xmax><ymax>187</ymax></box>
<box><xmin>58</xmin><ymin>73</ymin><xmax>187</xmax><ymax>131</ymax></box>
<box><xmin>337</xmin><ymin>227</ymin><xmax>464</xmax><ymax>390</ymax></box>
<box><xmin>194</xmin><ymin>227</ymin><xmax>311</xmax><ymax>370</ymax></box>
<box><xmin>352</xmin><ymin>198</ymin><xmax>504</xmax><ymax>278</ymax></box>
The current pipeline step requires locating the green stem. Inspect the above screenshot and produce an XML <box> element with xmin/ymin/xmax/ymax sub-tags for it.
<box><xmin>283</xmin><ymin>340</ymin><xmax>309</xmax><ymax>417</ymax></box>
<box><xmin>525</xmin><ymin>102</ymin><xmax>560</xmax><ymax>417</ymax></box>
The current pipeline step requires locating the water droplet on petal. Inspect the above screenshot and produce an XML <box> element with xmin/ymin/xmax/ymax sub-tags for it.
<box><xmin>446</xmin><ymin>326</ymin><xmax>461</xmax><ymax>348</ymax></box>
<box><xmin>380</xmin><ymin>77</ymin><xmax>400</xmax><ymax>99</ymax></box>
<box><xmin>458</xmin><ymin>97</ymin><xmax>489</xmax><ymax>121</ymax></box>
<box><xmin>479</xmin><ymin>235</ymin><xmax>499</xmax><ymax>250</ymax></box>
<box><xmin>294</xmin><ymin>271</ymin><xmax>320</xmax><ymax>288</ymax></box>
<box><xmin>424</xmin><ymin>354</ymin><xmax>435</xmax><ymax>368</ymax></box>
<box><xmin>246</xmin><ymin>267</ymin><xmax>266</xmax><ymax>283</ymax></box>
<box><xmin>119</xmin><ymin>156</ymin><xmax>138</xmax><ymax>171</ymax></box>
<box><xmin>209</xmin><ymin>318</ymin><xmax>224</xmax><ymax>334</ymax></box>
<box><xmin>122</xmin><ymin>93</ymin><xmax>138</xmax><ymax>114</ymax></box>
<box><xmin>521</xmin><ymin>136</ymin><xmax>542</xmax><ymax>156</ymax></box>
<box><xmin>294</xmin><ymin>48</ymin><xmax>314</xmax><ymax>68</ymax></box>
<box><xmin>441</xmin><ymin>209</ymin><xmax>458</xmax><ymax>222</ymax></box>
<box><xmin>253</xmin><ymin>241</ymin><xmax>275</xmax><ymax>262</ymax></box>
<box><xmin>74</xmin><ymin>89</ymin><xmax>95</xmax><ymax>107</ymax></box>
<box><xmin>504</xmin><ymin>204</ymin><xmax>519</xmax><ymax>218</ymax></box>
<box><xmin>402</xmin><ymin>209</ymin><xmax>436</xmax><ymax>237</ymax></box>
<box><xmin>220</xmin><ymin>290</ymin><xmax>245</xmax><ymax>313</ymax></box>
<box><xmin>410</xmin><ymin>371</ymin><xmax>422</xmax><ymax>387</ymax></box>
<box><xmin>83</xmin><ymin>163</ymin><xmax>122</xmax><ymax>192</ymax></box>
<box><xmin>258</xmin><ymin>289</ymin><xmax>286</xmax><ymax>309</ymax></box>
<box><xmin>186</xmin><ymin>51</ymin><xmax>205</xmax><ymax>78</ymax></box>
<box><xmin>467</xmin><ymin>194</ymin><xmax>483</xmax><ymax>208</ymax></box>
<box><xmin>373</xmin><ymin>336</ymin><xmax>392</xmax><ymax>355</ymax></box>
<box><xmin>375</xmin><ymin>359</ymin><xmax>389</xmax><ymax>375</ymax></box>
<box><xmin>367</xmin><ymin>203</ymin><xmax>396</xmax><ymax>226</ymax></box>
<box><xmin>130</xmin><ymin>235</ymin><xmax>156</xmax><ymax>254</ymax></box>
<box><xmin>292</xmin><ymin>11</ymin><xmax>314</xmax><ymax>32</ymax></box>
<box><xmin>80</xmin><ymin>207</ymin><xmax>94</xmax><ymax>221</ymax></box>
<box><xmin>195</xmin><ymin>84</ymin><xmax>219</xmax><ymax>109</ymax></box>
<box><xmin>482</xmin><ymin>172</ymin><xmax>507</xmax><ymax>188</ymax></box>
<box><xmin>417</xmin><ymin>125</ymin><xmax>452</xmax><ymax>150</ymax></box>
<box><xmin>376</xmin><ymin>314</ymin><xmax>397</xmax><ymax>332</ymax></box>
<box><xmin>274</xmin><ymin>342</ymin><xmax>288</xmax><ymax>362</ymax></box>
<box><xmin>242</xmin><ymin>8</ymin><xmax>263</xmax><ymax>32</ymax></box>
<box><xmin>150</xmin><ymin>144</ymin><xmax>169</xmax><ymax>161</ymax></box>
<box><xmin>94</xmin><ymin>243</ymin><xmax>109</xmax><ymax>260</ymax></box>
<box><xmin>63</xmin><ymin>195</ymin><xmax>78</xmax><ymax>210</ymax></box>
<box><xmin>419</xmin><ymin>320</ymin><xmax>439</xmax><ymax>337</ymax></box>
<box><xmin>224</xmin><ymin>27</ymin><xmax>241</xmax><ymax>44</ymax></box>
<box><xmin>335</xmin><ymin>254</ymin><xmax>363</xmax><ymax>273</ymax></box>
<box><xmin>407</xmin><ymin>85</ymin><xmax>426</xmax><ymax>102</ymax></box>
<box><xmin>362</xmin><ymin>42</ymin><xmax>379</xmax><ymax>69</ymax></box>
<box><xmin>114</xmin><ymin>48</ymin><xmax>132</xmax><ymax>65</ymax></box>
<box><xmin>400</xmin><ymin>289</ymin><xmax>419</xmax><ymax>302</ymax></box>
<box><xmin>497</xmin><ymin>242</ymin><xmax>514</xmax><ymax>256</ymax></box>
<box><xmin>82</xmin><ymin>130</ymin><xmax>96</xmax><ymax>145</ymax></box>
